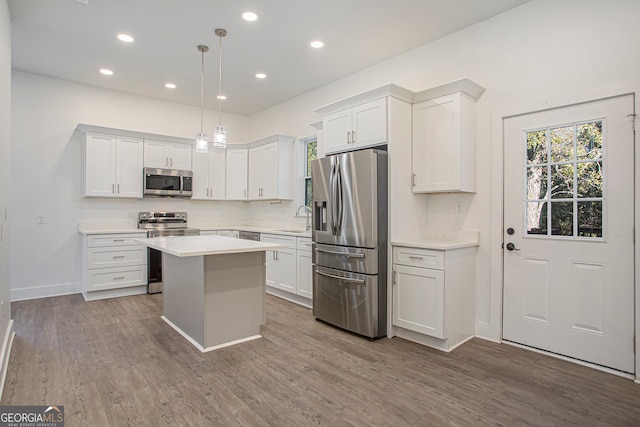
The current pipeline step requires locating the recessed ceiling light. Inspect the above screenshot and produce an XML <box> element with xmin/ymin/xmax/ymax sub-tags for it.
<box><xmin>242</xmin><ymin>11</ymin><xmax>258</xmax><ymax>21</ymax></box>
<box><xmin>117</xmin><ymin>34</ymin><xmax>134</xmax><ymax>43</ymax></box>
<box><xmin>310</xmin><ymin>40</ymin><xmax>324</xmax><ymax>49</ymax></box>
<box><xmin>255</xmin><ymin>73</ymin><xmax>267</xmax><ymax>79</ymax></box>
<box><xmin>165</xmin><ymin>83</ymin><xmax>176</xmax><ymax>89</ymax></box>
<box><xmin>217</xmin><ymin>95</ymin><xmax>227</xmax><ymax>100</ymax></box>
<box><xmin>99</xmin><ymin>68</ymin><xmax>113</xmax><ymax>75</ymax></box>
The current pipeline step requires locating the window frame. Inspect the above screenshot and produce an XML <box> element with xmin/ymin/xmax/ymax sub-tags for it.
<box><xmin>299</xmin><ymin>135</ymin><xmax>317</xmax><ymax>210</ymax></box>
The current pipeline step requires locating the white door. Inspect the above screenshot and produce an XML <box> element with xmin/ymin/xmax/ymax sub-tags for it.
<box><xmin>503</xmin><ymin>95</ymin><xmax>635</xmax><ymax>373</ymax></box>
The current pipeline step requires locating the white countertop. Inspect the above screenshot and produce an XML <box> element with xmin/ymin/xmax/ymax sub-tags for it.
<box><xmin>78</xmin><ymin>223</ymin><xmax>311</xmax><ymax>238</ymax></box>
<box><xmin>391</xmin><ymin>229</ymin><xmax>480</xmax><ymax>250</ymax></box>
<box><xmin>136</xmin><ymin>235</ymin><xmax>284</xmax><ymax>257</ymax></box>
<box><xmin>390</xmin><ymin>239</ymin><xmax>479</xmax><ymax>250</ymax></box>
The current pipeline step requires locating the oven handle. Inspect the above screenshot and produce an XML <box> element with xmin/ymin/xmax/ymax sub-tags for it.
<box><xmin>315</xmin><ymin>248</ymin><xmax>365</xmax><ymax>258</ymax></box>
<box><xmin>315</xmin><ymin>270</ymin><xmax>365</xmax><ymax>284</ymax></box>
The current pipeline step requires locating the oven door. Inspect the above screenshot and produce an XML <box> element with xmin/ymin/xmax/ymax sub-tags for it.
<box><xmin>312</xmin><ymin>265</ymin><xmax>379</xmax><ymax>338</ymax></box>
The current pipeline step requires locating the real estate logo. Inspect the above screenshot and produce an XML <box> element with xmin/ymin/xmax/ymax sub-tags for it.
<box><xmin>0</xmin><ymin>405</ymin><xmax>64</xmax><ymax>427</ymax></box>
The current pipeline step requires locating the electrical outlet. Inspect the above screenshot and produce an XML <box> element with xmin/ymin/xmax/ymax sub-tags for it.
<box><xmin>37</xmin><ymin>214</ymin><xmax>46</xmax><ymax>225</ymax></box>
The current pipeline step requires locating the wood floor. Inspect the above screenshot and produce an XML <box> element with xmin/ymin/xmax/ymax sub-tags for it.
<box><xmin>2</xmin><ymin>294</ymin><xmax>640</xmax><ymax>426</ymax></box>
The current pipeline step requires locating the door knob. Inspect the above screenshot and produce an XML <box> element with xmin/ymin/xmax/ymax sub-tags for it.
<box><xmin>505</xmin><ymin>243</ymin><xmax>520</xmax><ymax>251</ymax></box>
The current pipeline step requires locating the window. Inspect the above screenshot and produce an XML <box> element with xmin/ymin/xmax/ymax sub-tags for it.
<box><xmin>302</xmin><ymin>137</ymin><xmax>317</xmax><ymax>208</ymax></box>
<box><xmin>524</xmin><ymin>120</ymin><xmax>604</xmax><ymax>239</ymax></box>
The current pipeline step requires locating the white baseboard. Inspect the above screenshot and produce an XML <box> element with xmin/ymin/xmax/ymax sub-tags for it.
<box><xmin>0</xmin><ymin>319</ymin><xmax>14</xmax><ymax>400</ymax></box>
<box><xmin>11</xmin><ymin>281</ymin><xmax>81</xmax><ymax>301</ymax></box>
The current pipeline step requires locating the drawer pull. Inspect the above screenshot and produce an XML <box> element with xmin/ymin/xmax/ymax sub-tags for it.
<box><xmin>408</xmin><ymin>256</ymin><xmax>424</xmax><ymax>260</ymax></box>
<box><xmin>112</xmin><ymin>239</ymin><xmax>125</xmax><ymax>242</ymax></box>
<box><xmin>113</xmin><ymin>276</ymin><xmax>125</xmax><ymax>280</ymax></box>
<box><xmin>316</xmin><ymin>248</ymin><xmax>364</xmax><ymax>258</ymax></box>
<box><xmin>112</xmin><ymin>255</ymin><xmax>125</xmax><ymax>259</ymax></box>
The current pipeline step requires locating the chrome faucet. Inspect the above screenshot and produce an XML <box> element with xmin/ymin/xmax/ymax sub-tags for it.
<box><xmin>296</xmin><ymin>205</ymin><xmax>312</xmax><ymax>231</ymax></box>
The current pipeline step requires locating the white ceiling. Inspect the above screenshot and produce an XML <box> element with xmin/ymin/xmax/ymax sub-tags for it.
<box><xmin>8</xmin><ymin>0</ymin><xmax>529</xmax><ymax>116</ymax></box>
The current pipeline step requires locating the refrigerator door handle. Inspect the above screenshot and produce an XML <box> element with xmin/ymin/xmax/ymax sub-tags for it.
<box><xmin>316</xmin><ymin>270</ymin><xmax>366</xmax><ymax>284</ymax></box>
<box><xmin>316</xmin><ymin>248</ymin><xmax>365</xmax><ymax>258</ymax></box>
<box><xmin>336</xmin><ymin>161</ymin><xmax>344</xmax><ymax>235</ymax></box>
<box><xmin>329</xmin><ymin>162</ymin><xmax>337</xmax><ymax>235</ymax></box>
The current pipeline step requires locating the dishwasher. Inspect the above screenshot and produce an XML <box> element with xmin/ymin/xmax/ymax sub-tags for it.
<box><xmin>238</xmin><ymin>231</ymin><xmax>260</xmax><ymax>241</ymax></box>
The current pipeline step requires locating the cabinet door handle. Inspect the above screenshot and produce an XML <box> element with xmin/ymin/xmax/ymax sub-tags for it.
<box><xmin>117</xmin><ymin>184</ymin><xmax>120</xmax><ymax>194</ymax></box>
<box><xmin>170</xmin><ymin>158</ymin><xmax>173</xmax><ymax>167</ymax></box>
<box><xmin>112</xmin><ymin>239</ymin><xmax>125</xmax><ymax>242</ymax></box>
<box><xmin>112</xmin><ymin>255</ymin><xmax>125</xmax><ymax>259</ymax></box>
<box><xmin>412</xmin><ymin>173</ymin><xmax>416</xmax><ymax>187</ymax></box>
<box><xmin>393</xmin><ymin>270</ymin><xmax>397</xmax><ymax>285</ymax></box>
<box><xmin>409</xmin><ymin>256</ymin><xmax>424</xmax><ymax>260</ymax></box>
<box><xmin>352</xmin><ymin>130</ymin><xmax>356</xmax><ymax>142</ymax></box>
<box><xmin>166</xmin><ymin>157</ymin><xmax>169</xmax><ymax>167</ymax></box>
<box><xmin>113</xmin><ymin>276</ymin><xmax>125</xmax><ymax>280</ymax></box>
<box><xmin>112</xmin><ymin>184</ymin><xmax>115</xmax><ymax>194</ymax></box>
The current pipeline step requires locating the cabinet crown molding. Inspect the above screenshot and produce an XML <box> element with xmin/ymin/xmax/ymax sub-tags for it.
<box><xmin>312</xmin><ymin>84</ymin><xmax>415</xmax><ymax>116</ymax></box>
<box><xmin>413</xmin><ymin>78</ymin><xmax>485</xmax><ymax>103</ymax></box>
<box><xmin>77</xmin><ymin>124</ymin><xmax>193</xmax><ymax>145</ymax></box>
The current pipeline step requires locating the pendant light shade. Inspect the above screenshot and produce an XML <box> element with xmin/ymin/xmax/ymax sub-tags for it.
<box><xmin>195</xmin><ymin>44</ymin><xmax>209</xmax><ymax>153</ymax></box>
<box><xmin>213</xmin><ymin>28</ymin><xmax>227</xmax><ymax>149</ymax></box>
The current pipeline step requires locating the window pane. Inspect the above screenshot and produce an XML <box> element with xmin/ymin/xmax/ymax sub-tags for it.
<box><xmin>550</xmin><ymin>164</ymin><xmax>573</xmax><ymax>199</ymax></box>
<box><xmin>577</xmin><ymin>122</ymin><xmax>603</xmax><ymax>161</ymax></box>
<box><xmin>306</xmin><ymin>141</ymin><xmax>317</xmax><ymax>177</ymax></box>
<box><xmin>527</xmin><ymin>166</ymin><xmax>548</xmax><ymax>200</ymax></box>
<box><xmin>305</xmin><ymin>177</ymin><xmax>312</xmax><ymax>208</ymax></box>
<box><xmin>578</xmin><ymin>201</ymin><xmax>603</xmax><ymax>237</ymax></box>
<box><xmin>550</xmin><ymin>126</ymin><xmax>574</xmax><ymax>163</ymax></box>
<box><xmin>551</xmin><ymin>201</ymin><xmax>573</xmax><ymax>236</ymax></box>
<box><xmin>527</xmin><ymin>130</ymin><xmax>548</xmax><ymax>164</ymax></box>
<box><xmin>527</xmin><ymin>201</ymin><xmax>547</xmax><ymax>235</ymax></box>
<box><xmin>577</xmin><ymin>161</ymin><xmax>602</xmax><ymax>198</ymax></box>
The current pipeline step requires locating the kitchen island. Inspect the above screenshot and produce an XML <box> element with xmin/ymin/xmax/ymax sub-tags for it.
<box><xmin>137</xmin><ymin>235</ymin><xmax>283</xmax><ymax>352</ymax></box>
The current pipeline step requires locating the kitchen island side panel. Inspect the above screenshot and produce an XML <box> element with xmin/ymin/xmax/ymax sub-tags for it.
<box><xmin>163</xmin><ymin>254</ymin><xmax>205</xmax><ymax>347</ymax></box>
<box><xmin>203</xmin><ymin>251</ymin><xmax>265</xmax><ymax>348</ymax></box>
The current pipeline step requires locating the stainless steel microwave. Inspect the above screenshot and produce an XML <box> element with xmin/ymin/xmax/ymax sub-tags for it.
<box><xmin>143</xmin><ymin>167</ymin><xmax>193</xmax><ymax>198</ymax></box>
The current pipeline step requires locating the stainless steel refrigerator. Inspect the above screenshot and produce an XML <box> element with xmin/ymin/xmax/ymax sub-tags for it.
<box><xmin>311</xmin><ymin>148</ymin><xmax>387</xmax><ymax>339</ymax></box>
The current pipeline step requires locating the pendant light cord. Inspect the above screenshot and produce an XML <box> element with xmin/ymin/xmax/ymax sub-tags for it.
<box><xmin>217</xmin><ymin>32</ymin><xmax>223</xmax><ymax>126</ymax></box>
<box><xmin>200</xmin><ymin>47</ymin><xmax>205</xmax><ymax>135</ymax></box>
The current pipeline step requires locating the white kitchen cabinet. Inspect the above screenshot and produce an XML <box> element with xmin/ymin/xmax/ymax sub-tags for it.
<box><xmin>143</xmin><ymin>139</ymin><xmax>192</xmax><ymax>170</ymax></box>
<box><xmin>391</xmin><ymin>244</ymin><xmax>476</xmax><ymax>352</ymax></box>
<box><xmin>411</xmin><ymin>78</ymin><xmax>485</xmax><ymax>193</ymax></box>
<box><xmin>226</xmin><ymin>147</ymin><xmax>248</xmax><ymax>200</ymax></box>
<box><xmin>296</xmin><ymin>237</ymin><xmax>313</xmax><ymax>299</ymax></box>
<box><xmin>314</xmin><ymin>85</ymin><xmax>414</xmax><ymax>155</ymax></box>
<box><xmin>323</xmin><ymin>98</ymin><xmax>387</xmax><ymax>154</ymax></box>
<box><xmin>192</xmin><ymin>147</ymin><xmax>226</xmax><ymax>200</ymax></box>
<box><xmin>261</xmin><ymin>234</ymin><xmax>297</xmax><ymax>294</ymax></box>
<box><xmin>84</xmin><ymin>132</ymin><xmax>144</xmax><ymax>198</ymax></box>
<box><xmin>82</xmin><ymin>232</ymin><xmax>148</xmax><ymax>301</ymax></box>
<box><xmin>248</xmin><ymin>135</ymin><xmax>295</xmax><ymax>200</ymax></box>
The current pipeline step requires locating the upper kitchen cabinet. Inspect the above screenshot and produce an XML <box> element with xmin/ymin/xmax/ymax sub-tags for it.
<box><xmin>143</xmin><ymin>139</ymin><xmax>192</xmax><ymax>170</ymax></box>
<box><xmin>248</xmin><ymin>135</ymin><xmax>296</xmax><ymax>200</ymax></box>
<box><xmin>226</xmin><ymin>147</ymin><xmax>248</xmax><ymax>200</ymax></box>
<box><xmin>411</xmin><ymin>78</ymin><xmax>485</xmax><ymax>193</ymax></box>
<box><xmin>313</xmin><ymin>85</ymin><xmax>414</xmax><ymax>155</ymax></box>
<box><xmin>192</xmin><ymin>147</ymin><xmax>226</xmax><ymax>200</ymax></box>
<box><xmin>84</xmin><ymin>132</ymin><xmax>143</xmax><ymax>198</ymax></box>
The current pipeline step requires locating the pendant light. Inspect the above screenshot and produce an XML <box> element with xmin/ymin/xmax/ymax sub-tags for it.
<box><xmin>195</xmin><ymin>44</ymin><xmax>209</xmax><ymax>153</ymax></box>
<box><xmin>213</xmin><ymin>28</ymin><xmax>227</xmax><ymax>149</ymax></box>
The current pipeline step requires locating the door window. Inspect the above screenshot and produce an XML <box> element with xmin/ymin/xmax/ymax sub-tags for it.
<box><xmin>525</xmin><ymin>120</ymin><xmax>604</xmax><ymax>239</ymax></box>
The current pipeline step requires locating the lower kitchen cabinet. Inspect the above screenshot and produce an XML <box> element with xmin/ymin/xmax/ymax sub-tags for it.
<box><xmin>391</xmin><ymin>244</ymin><xmax>476</xmax><ymax>352</ymax></box>
<box><xmin>261</xmin><ymin>234</ymin><xmax>297</xmax><ymax>293</ymax></box>
<box><xmin>261</xmin><ymin>233</ymin><xmax>312</xmax><ymax>307</ymax></box>
<box><xmin>82</xmin><ymin>232</ymin><xmax>148</xmax><ymax>301</ymax></box>
<box><xmin>296</xmin><ymin>237</ymin><xmax>313</xmax><ymax>299</ymax></box>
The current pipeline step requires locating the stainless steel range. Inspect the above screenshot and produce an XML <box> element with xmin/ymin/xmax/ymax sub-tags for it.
<box><xmin>138</xmin><ymin>211</ymin><xmax>200</xmax><ymax>294</ymax></box>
